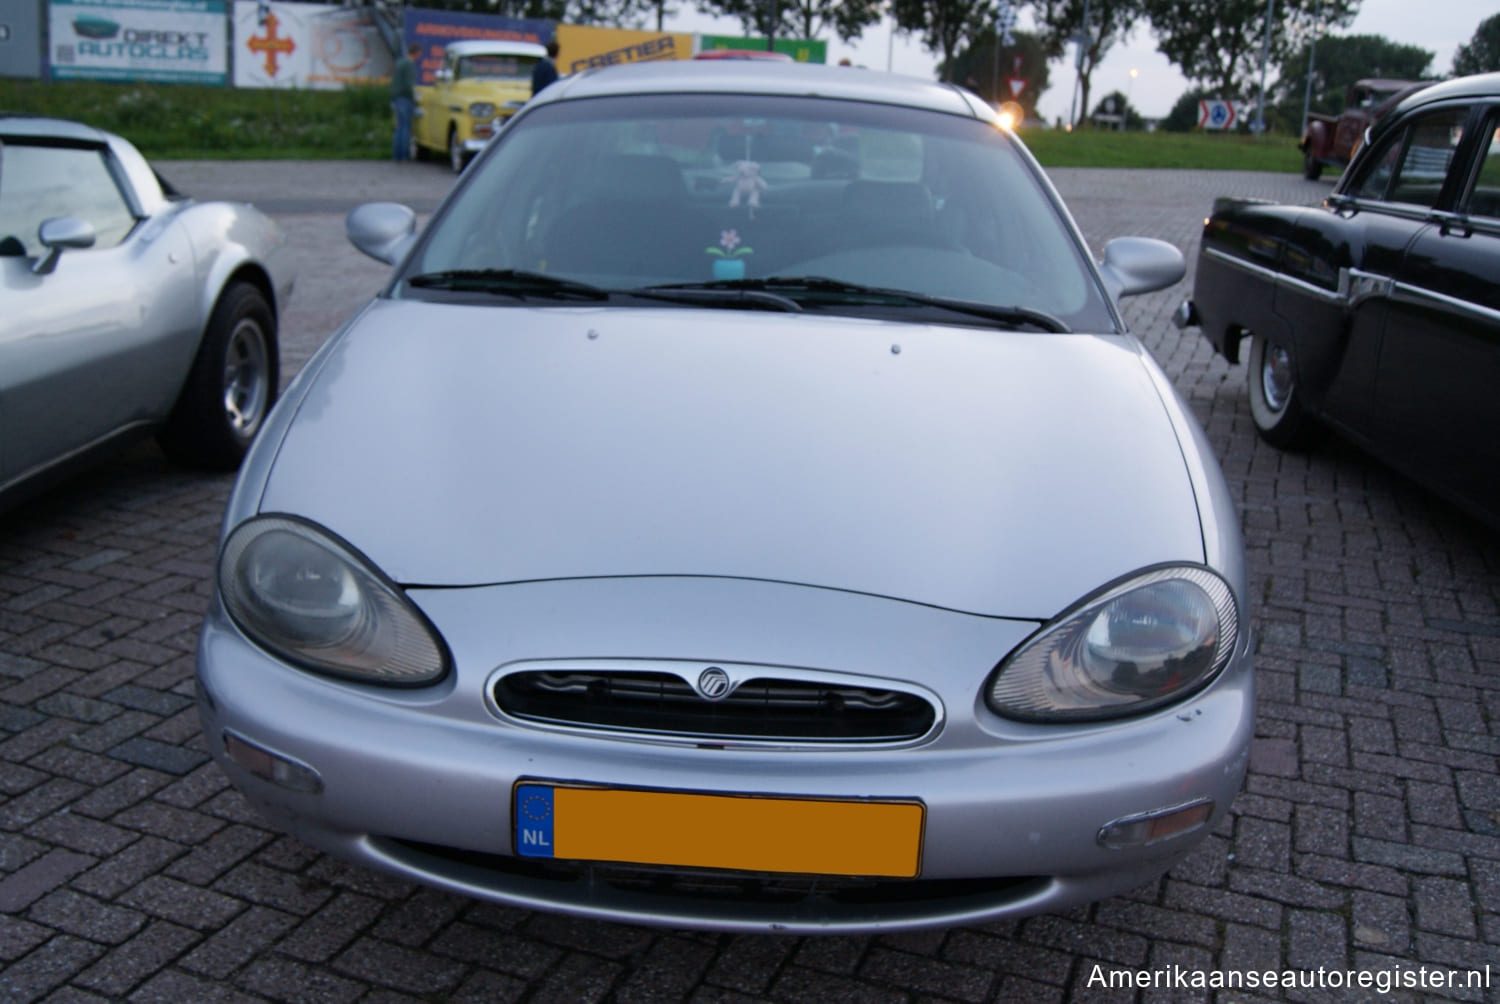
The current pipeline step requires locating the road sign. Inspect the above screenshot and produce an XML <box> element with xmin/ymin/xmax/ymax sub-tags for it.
<box><xmin>1197</xmin><ymin>99</ymin><xmax>1236</xmax><ymax>130</ymax></box>
<box><xmin>1006</xmin><ymin>76</ymin><xmax>1026</xmax><ymax>99</ymax></box>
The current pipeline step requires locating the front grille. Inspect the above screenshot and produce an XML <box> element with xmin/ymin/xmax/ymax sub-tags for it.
<box><xmin>492</xmin><ymin>670</ymin><xmax>936</xmax><ymax>743</ymax></box>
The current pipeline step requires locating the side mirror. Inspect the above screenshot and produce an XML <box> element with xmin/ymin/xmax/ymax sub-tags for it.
<box><xmin>435</xmin><ymin>67</ymin><xmax>453</xmax><ymax>83</ymax></box>
<box><xmin>347</xmin><ymin>202</ymin><xmax>418</xmax><ymax>266</ymax></box>
<box><xmin>33</xmin><ymin>216</ymin><xmax>97</xmax><ymax>275</ymax></box>
<box><xmin>1097</xmin><ymin>236</ymin><xmax>1185</xmax><ymax>300</ymax></box>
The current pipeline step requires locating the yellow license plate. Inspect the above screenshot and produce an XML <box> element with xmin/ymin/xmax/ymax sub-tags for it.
<box><xmin>513</xmin><ymin>781</ymin><xmax>923</xmax><ymax>878</ymax></box>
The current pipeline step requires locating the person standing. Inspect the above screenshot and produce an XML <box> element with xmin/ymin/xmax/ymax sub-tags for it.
<box><xmin>391</xmin><ymin>42</ymin><xmax>420</xmax><ymax>162</ymax></box>
<box><xmin>531</xmin><ymin>39</ymin><xmax>560</xmax><ymax>97</ymax></box>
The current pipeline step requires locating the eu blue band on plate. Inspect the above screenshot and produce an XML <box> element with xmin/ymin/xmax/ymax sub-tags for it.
<box><xmin>514</xmin><ymin>784</ymin><xmax>555</xmax><ymax>858</ymax></box>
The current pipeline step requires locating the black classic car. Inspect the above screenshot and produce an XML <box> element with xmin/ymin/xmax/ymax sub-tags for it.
<box><xmin>1180</xmin><ymin>72</ymin><xmax>1500</xmax><ymax>528</ymax></box>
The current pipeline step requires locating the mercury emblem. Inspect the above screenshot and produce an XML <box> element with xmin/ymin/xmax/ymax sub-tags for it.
<box><xmin>696</xmin><ymin>667</ymin><xmax>731</xmax><ymax>701</ymax></box>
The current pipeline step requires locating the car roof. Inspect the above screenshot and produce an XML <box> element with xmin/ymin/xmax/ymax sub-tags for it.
<box><xmin>444</xmin><ymin>40</ymin><xmax>547</xmax><ymax>58</ymax></box>
<box><xmin>1392</xmin><ymin>70</ymin><xmax>1500</xmax><ymax>113</ymax></box>
<box><xmin>533</xmin><ymin>60</ymin><xmax>989</xmax><ymax>120</ymax></box>
<box><xmin>0</xmin><ymin>114</ymin><xmax>113</xmax><ymax>143</ymax></box>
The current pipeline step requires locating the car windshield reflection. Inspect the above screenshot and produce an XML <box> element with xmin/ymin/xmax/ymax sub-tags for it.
<box><xmin>403</xmin><ymin>93</ymin><xmax>1116</xmax><ymax>332</ymax></box>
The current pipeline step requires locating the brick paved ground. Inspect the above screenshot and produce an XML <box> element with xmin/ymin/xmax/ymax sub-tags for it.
<box><xmin>2</xmin><ymin>159</ymin><xmax>1497</xmax><ymax>1003</ymax></box>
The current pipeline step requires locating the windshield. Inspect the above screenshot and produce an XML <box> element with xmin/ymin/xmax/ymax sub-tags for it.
<box><xmin>458</xmin><ymin>54</ymin><xmax>536</xmax><ymax>81</ymax></box>
<box><xmin>403</xmin><ymin>93</ymin><xmax>1115</xmax><ymax>331</ymax></box>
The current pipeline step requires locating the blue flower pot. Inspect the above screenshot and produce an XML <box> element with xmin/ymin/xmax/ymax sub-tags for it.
<box><xmin>713</xmin><ymin>258</ymin><xmax>746</xmax><ymax>280</ymax></box>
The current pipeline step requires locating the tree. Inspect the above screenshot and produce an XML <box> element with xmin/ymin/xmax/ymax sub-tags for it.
<box><xmin>1453</xmin><ymin>13</ymin><xmax>1500</xmax><ymax>75</ymax></box>
<box><xmin>785</xmin><ymin>0</ymin><xmax>883</xmax><ymax>42</ymax></box>
<box><xmin>1089</xmin><ymin>89</ymin><xmax>1143</xmax><ymax>128</ymax></box>
<box><xmin>1270</xmin><ymin>33</ymin><xmax>1433</xmax><ymax>125</ymax></box>
<box><xmin>698</xmin><ymin>0</ymin><xmax>884</xmax><ymax>44</ymax></box>
<box><xmin>1142</xmin><ymin>0</ymin><xmax>1359</xmax><ymax>99</ymax></box>
<box><xmin>640</xmin><ymin>0</ymin><xmax>678</xmax><ymax>30</ymax></box>
<box><xmin>1161</xmin><ymin>86</ymin><xmax>1213</xmax><ymax>131</ymax></box>
<box><xmin>943</xmin><ymin>28</ymin><xmax>1052</xmax><ymax>117</ymax></box>
<box><xmin>1027</xmin><ymin>0</ymin><xmax>1144</xmax><ymax>128</ymax></box>
<box><xmin>893</xmin><ymin>0</ymin><xmax>996</xmax><ymax>82</ymax></box>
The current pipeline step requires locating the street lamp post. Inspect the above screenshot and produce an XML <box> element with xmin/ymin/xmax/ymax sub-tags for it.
<box><xmin>1300</xmin><ymin>1</ymin><xmax>1322</xmax><ymax>137</ymax></box>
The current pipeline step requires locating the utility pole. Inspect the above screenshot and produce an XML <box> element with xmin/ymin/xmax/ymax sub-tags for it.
<box><xmin>1252</xmin><ymin>0</ymin><xmax>1275</xmax><ymax>134</ymax></box>
<box><xmin>1300</xmin><ymin>0</ymin><xmax>1321</xmax><ymax>136</ymax></box>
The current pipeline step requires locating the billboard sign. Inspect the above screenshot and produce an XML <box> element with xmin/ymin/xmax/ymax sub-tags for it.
<box><xmin>1</xmin><ymin>0</ymin><xmax>45</xmax><ymax>79</ymax></box>
<box><xmin>403</xmin><ymin>9</ymin><xmax>549</xmax><ymax>85</ymax></box>
<box><xmin>233</xmin><ymin>1</ymin><xmax>392</xmax><ymax>89</ymax></box>
<box><xmin>698</xmin><ymin>34</ymin><xmax>826</xmax><ymax>64</ymax></box>
<box><xmin>50</xmin><ymin>0</ymin><xmax>227</xmax><ymax>84</ymax></box>
<box><xmin>556</xmin><ymin>24</ymin><xmax>691</xmax><ymax>76</ymax></box>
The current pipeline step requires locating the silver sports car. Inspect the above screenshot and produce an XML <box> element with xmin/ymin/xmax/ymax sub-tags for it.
<box><xmin>198</xmin><ymin>62</ymin><xmax>1253</xmax><ymax>933</ymax></box>
<box><xmin>0</xmin><ymin>116</ymin><xmax>291</xmax><ymax>508</ymax></box>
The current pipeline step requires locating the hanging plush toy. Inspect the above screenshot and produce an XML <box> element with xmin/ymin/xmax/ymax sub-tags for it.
<box><xmin>725</xmin><ymin>160</ymin><xmax>767</xmax><ymax>217</ymax></box>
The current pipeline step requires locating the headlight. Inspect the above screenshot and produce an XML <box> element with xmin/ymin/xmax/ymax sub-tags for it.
<box><xmin>219</xmin><ymin>515</ymin><xmax>449</xmax><ymax>686</ymax></box>
<box><xmin>468</xmin><ymin>102</ymin><xmax>496</xmax><ymax>119</ymax></box>
<box><xmin>986</xmin><ymin>566</ymin><xmax>1238</xmax><ymax>722</ymax></box>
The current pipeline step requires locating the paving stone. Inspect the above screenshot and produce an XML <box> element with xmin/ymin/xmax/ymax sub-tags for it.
<box><xmin>235</xmin><ymin>956</ymin><xmax>366</xmax><ymax>1004</ymax></box>
<box><xmin>178</xmin><ymin>905</ymin><xmax>298</xmax><ymax>980</ymax></box>
<box><xmin>331</xmin><ymin>936</ymin><xmax>467</xmax><ymax>995</ymax></box>
<box><xmin>27</xmin><ymin>888</ymin><xmax>150</xmax><ymax>944</ymax></box>
<box><xmin>0</xmin><ymin>934</ymin><xmax>108</xmax><ymax>1004</ymax></box>
<box><xmin>0</xmin><ymin>849</ymin><xmax>96</xmax><ymax>912</ymax></box>
<box><xmin>72</xmin><ymin>920</ymin><xmax>201</xmax><ymax>999</ymax></box>
<box><xmin>428</xmin><ymin>921</ymin><xmax>561</xmax><ymax>979</ymax></box>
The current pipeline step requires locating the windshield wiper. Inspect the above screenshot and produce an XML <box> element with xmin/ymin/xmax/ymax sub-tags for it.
<box><xmin>405</xmin><ymin>269</ymin><xmax>609</xmax><ymax>300</ymax></box>
<box><xmin>642</xmin><ymin>277</ymin><xmax>1071</xmax><ymax>332</ymax></box>
<box><xmin>625</xmin><ymin>285</ymin><xmax>802</xmax><ymax>313</ymax></box>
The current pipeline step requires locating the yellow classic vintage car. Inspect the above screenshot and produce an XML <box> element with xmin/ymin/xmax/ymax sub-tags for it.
<box><xmin>414</xmin><ymin>40</ymin><xmax>547</xmax><ymax>172</ymax></box>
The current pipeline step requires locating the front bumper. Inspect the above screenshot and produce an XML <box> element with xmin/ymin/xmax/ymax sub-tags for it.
<box><xmin>197</xmin><ymin>575</ymin><xmax>1253</xmax><ymax>932</ymax></box>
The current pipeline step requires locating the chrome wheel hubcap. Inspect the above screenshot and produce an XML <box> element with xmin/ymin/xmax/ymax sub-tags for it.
<box><xmin>223</xmin><ymin>319</ymin><xmax>269</xmax><ymax>436</ymax></box>
<box><xmin>1261</xmin><ymin>342</ymin><xmax>1293</xmax><ymax>412</ymax></box>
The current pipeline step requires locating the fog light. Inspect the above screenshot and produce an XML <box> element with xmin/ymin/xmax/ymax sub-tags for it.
<box><xmin>223</xmin><ymin>730</ymin><xmax>322</xmax><ymax>794</ymax></box>
<box><xmin>1098</xmin><ymin>799</ymin><xmax>1213</xmax><ymax>850</ymax></box>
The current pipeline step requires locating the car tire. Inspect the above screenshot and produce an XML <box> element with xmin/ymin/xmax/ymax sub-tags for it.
<box><xmin>449</xmin><ymin>129</ymin><xmax>466</xmax><ymax>174</ymax></box>
<box><xmin>1302</xmin><ymin>152</ymin><xmax>1323</xmax><ymax>181</ymax></box>
<box><xmin>1246</xmin><ymin>332</ymin><xmax>1317</xmax><ymax>450</ymax></box>
<box><xmin>158</xmin><ymin>282</ymin><xmax>278</xmax><ymax>470</ymax></box>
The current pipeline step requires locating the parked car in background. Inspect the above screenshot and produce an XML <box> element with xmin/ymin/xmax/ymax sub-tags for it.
<box><xmin>1299</xmin><ymin>77</ymin><xmax>1428</xmax><ymax>180</ymax></box>
<box><xmin>199</xmin><ymin>60</ymin><xmax>1252</xmax><ymax>933</ymax></box>
<box><xmin>0</xmin><ymin>115</ymin><xmax>292</xmax><ymax>511</ymax></box>
<box><xmin>414</xmin><ymin>40</ymin><xmax>547</xmax><ymax>173</ymax></box>
<box><xmin>1181</xmin><ymin>72</ymin><xmax>1500</xmax><ymax>528</ymax></box>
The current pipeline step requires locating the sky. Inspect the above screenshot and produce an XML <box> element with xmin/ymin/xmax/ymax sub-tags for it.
<box><xmin>663</xmin><ymin>0</ymin><xmax>1494</xmax><ymax>124</ymax></box>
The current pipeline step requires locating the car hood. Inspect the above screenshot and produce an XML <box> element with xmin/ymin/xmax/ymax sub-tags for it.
<box><xmin>259</xmin><ymin>301</ymin><xmax>1204</xmax><ymax>619</ymax></box>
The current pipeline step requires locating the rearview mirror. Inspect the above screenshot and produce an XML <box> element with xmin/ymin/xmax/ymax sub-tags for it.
<box><xmin>33</xmin><ymin>216</ymin><xmax>97</xmax><ymax>275</ymax></box>
<box><xmin>1097</xmin><ymin>237</ymin><xmax>1185</xmax><ymax>300</ymax></box>
<box><xmin>347</xmin><ymin>202</ymin><xmax>418</xmax><ymax>266</ymax></box>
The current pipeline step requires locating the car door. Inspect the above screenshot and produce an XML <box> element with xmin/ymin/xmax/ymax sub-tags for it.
<box><xmin>0</xmin><ymin>138</ymin><xmax>191</xmax><ymax>488</ymax></box>
<box><xmin>1372</xmin><ymin>104</ymin><xmax>1500</xmax><ymax>522</ymax></box>
<box><xmin>1268</xmin><ymin>123</ymin><xmax>1431</xmax><ymax>440</ymax></box>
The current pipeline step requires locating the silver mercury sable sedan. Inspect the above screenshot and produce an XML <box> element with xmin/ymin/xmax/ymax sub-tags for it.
<box><xmin>197</xmin><ymin>60</ymin><xmax>1253</xmax><ymax>933</ymax></box>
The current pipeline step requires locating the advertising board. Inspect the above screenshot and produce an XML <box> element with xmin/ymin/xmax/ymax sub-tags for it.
<box><xmin>50</xmin><ymin>0</ymin><xmax>227</xmax><ymax>84</ymax></box>
<box><xmin>556</xmin><ymin>24</ymin><xmax>692</xmax><ymax>75</ymax></box>
<box><xmin>402</xmin><ymin>8</ymin><xmax>549</xmax><ymax>85</ymax></box>
<box><xmin>232</xmin><ymin>0</ymin><xmax>392</xmax><ymax>89</ymax></box>
<box><xmin>698</xmin><ymin>34</ymin><xmax>826</xmax><ymax>63</ymax></box>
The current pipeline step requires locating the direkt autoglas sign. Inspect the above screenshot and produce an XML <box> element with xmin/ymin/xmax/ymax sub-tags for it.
<box><xmin>51</xmin><ymin>0</ymin><xmax>228</xmax><ymax>85</ymax></box>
